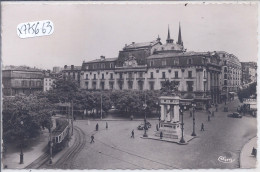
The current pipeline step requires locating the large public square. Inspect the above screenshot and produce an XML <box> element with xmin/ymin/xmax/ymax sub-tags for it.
<box><xmin>60</xmin><ymin>98</ymin><xmax>256</xmax><ymax>169</ymax></box>
<box><xmin>1</xmin><ymin>2</ymin><xmax>258</xmax><ymax>171</ymax></box>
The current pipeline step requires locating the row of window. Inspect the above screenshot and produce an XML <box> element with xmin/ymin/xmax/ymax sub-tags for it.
<box><xmin>149</xmin><ymin>58</ymin><xmax>195</xmax><ymax>67</ymax></box>
<box><xmin>21</xmin><ymin>80</ymin><xmax>41</xmax><ymax>87</ymax></box>
<box><xmin>85</xmin><ymin>63</ymin><xmax>114</xmax><ymax>70</ymax></box>
<box><xmin>84</xmin><ymin>81</ymin><xmax>195</xmax><ymax>91</ymax></box>
<box><xmin>223</xmin><ymin>80</ymin><xmax>240</xmax><ymax>86</ymax></box>
<box><xmin>84</xmin><ymin>71</ymin><xmax>196</xmax><ymax>80</ymax></box>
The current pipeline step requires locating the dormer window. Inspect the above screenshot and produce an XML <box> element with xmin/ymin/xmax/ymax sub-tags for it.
<box><xmin>150</xmin><ymin>61</ymin><xmax>154</xmax><ymax>67</ymax></box>
<box><xmin>171</xmin><ymin>46</ymin><xmax>175</xmax><ymax>50</ymax></box>
<box><xmin>174</xmin><ymin>59</ymin><xmax>179</xmax><ymax>65</ymax></box>
<box><xmin>101</xmin><ymin>63</ymin><xmax>105</xmax><ymax>69</ymax></box>
<box><xmin>110</xmin><ymin>63</ymin><xmax>113</xmax><ymax>68</ymax></box>
<box><xmin>162</xmin><ymin>60</ymin><xmax>166</xmax><ymax>66</ymax></box>
<box><xmin>86</xmin><ymin>65</ymin><xmax>89</xmax><ymax>70</ymax></box>
<box><xmin>187</xmin><ymin>58</ymin><xmax>192</xmax><ymax>65</ymax></box>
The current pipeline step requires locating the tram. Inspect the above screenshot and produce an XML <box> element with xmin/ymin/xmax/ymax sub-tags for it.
<box><xmin>50</xmin><ymin>119</ymin><xmax>70</xmax><ymax>153</ymax></box>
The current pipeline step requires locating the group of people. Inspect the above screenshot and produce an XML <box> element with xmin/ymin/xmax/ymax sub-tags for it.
<box><xmin>90</xmin><ymin>122</ymin><xmax>108</xmax><ymax>143</ymax></box>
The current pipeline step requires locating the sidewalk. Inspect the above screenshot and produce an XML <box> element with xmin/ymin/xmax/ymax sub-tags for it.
<box><xmin>240</xmin><ymin>136</ymin><xmax>257</xmax><ymax>168</ymax></box>
<box><xmin>2</xmin><ymin>129</ymin><xmax>49</xmax><ymax>169</ymax></box>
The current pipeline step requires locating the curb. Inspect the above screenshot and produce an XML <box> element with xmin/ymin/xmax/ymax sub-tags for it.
<box><xmin>239</xmin><ymin>136</ymin><xmax>257</xmax><ymax>168</ymax></box>
<box><xmin>76</xmin><ymin>118</ymin><xmax>159</xmax><ymax>122</ymax></box>
<box><xmin>141</xmin><ymin>135</ymin><xmax>197</xmax><ymax>145</ymax></box>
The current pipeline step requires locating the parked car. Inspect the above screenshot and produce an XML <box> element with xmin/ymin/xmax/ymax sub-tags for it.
<box><xmin>137</xmin><ymin>124</ymin><xmax>145</xmax><ymax>130</ymax></box>
<box><xmin>137</xmin><ymin>122</ymin><xmax>152</xmax><ymax>130</ymax></box>
<box><xmin>227</xmin><ymin>112</ymin><xmax>242</xmax><ymax>118</ymax></box>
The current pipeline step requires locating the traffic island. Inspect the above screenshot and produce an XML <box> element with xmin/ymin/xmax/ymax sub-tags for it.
<box><xmin>141</xmin><ymin>133</ymin><xmax>196</xmax><ymax>145</ymax></box>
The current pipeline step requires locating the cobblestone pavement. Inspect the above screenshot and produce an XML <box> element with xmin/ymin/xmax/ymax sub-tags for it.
<box><xmin>72</xmin><ymin>98</ymin><xmax>257</xmax><ymax>169</ymax></box>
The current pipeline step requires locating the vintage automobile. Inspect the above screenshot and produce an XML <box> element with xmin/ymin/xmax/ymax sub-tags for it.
<box><xmin>227</xmin><ymin>112</ymin><xmax>242</xmax><ymax>118</ymax></box>
<box><xmin>137</xmin><ymin>122</ymin><xmax>151</xmax><ymax>130</ymax></box>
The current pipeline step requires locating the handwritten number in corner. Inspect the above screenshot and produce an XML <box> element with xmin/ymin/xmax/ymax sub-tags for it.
<box><xmin>17</xmin><ymin>20</ymin><xmax>54</xmax><ymax>38</ymax></box>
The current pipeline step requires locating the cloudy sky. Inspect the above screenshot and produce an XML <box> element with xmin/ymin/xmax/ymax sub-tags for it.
<box><xmin>1</xmin><ymin>2</ymin><xmax>258</xmax><ymax>70</ymax></box>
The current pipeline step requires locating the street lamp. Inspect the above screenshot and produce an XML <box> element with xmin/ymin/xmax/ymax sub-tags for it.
<box><xmin>179</xmin><ymin>107</ymin><xmax>185</xmax><ymax>143</ymax></box>
<box><xmin>49</xmin><ymin>125</ymin><xmax>53</xmax><ymax>164</ymax></box>
<box><xmin>156</xmin><ymin>101</ymin><xmax>160</xmax><ymax>126</ymax></box>
<box><xmin>100</xmin><ymin>92</ymin><xmax>103</xmax><ymax>120</ymax></box>
<box><xmin>143</xmin><ymin>91</ymin><xmax>148</xmax><ymax>137</ymax></box>
<box><xmin>208</xmin><ymin>109</ymin><xmax>211</xmax><ymax>121</ymax></box>
<box><xmin>143</xmin><ymin>102</ymin><xmax>148</xmax><ymax>137</ymax></box>
<box><xmin>191</xmin><ymin>104</ymin><xmax>196</xmax><ymax>136</ymax></box>
<box><xmin>20</xmin><ymin>121</ymin><xmax>24</xmax><ymax>164</ymax></box>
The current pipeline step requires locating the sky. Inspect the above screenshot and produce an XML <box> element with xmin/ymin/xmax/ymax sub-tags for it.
<box><xmin>1</xmin><ymin>2</ymin><xmax>258</xmax><ymax>70</ymax></box>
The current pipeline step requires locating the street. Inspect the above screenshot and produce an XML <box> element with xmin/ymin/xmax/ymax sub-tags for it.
<box><xmin>69</xmin><ymin>98</ymin><xmax>257</xmax><ymax>169</ymax></box>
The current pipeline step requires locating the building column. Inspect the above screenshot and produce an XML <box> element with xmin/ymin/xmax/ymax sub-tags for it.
<box><xmin>144</xmin><ymin>72</ymin><xmax>148</xmax><ymax>90</ymax></box>
<box><xmin>123</xmin><ymin>73</ymin><xmax>127</xmax><ymax>90</ymax></box>
<box><xmin>160</xmin><ymin>104</ymin><xmax>165</xmax><ymax>121</ymax></box>
<box><xmin>133</xmin><ymin>73</ymin><xmax>137</xmax><ymax>90</ymax></box>
<box><xmin>173</xmin><ymin>105</ymin><xmax>180</xmax><ymax>122</ymax></box>
<box><xmin>166</xmin><ymin>105</ymin><xmax>171</xmax><ymax>122</ymax></box>
<box><xmin>170</xmin><ymin>105</ymin><xmax>174</xmax><ymax>122</ymax></box>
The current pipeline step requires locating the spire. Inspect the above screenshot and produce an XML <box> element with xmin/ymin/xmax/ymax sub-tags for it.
<box><xmin>157</xmin><ymin>34</ymin><xmax>161</xmax><ymax>42</ymax></box>
<box><xmin>177</xmin><ymin>22</ymin><xmax>183</xmax><ymax>46</ymax></box>
<box><xmin>167</xmin><ymin>25</ymin><xmax>171</xmax><ymax>40</ymax></box>
<box><xmin>166</xmin><ymin>25</ymin><xmax>173</xmax><ymax>44</ymax></box>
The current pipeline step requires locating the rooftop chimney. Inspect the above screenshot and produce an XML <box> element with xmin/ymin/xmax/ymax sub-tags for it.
<box><xmin>71</xmin><ymin>65</ymin><xmax>74</xmax><ymax>70</ymax></box>
<box><xmin>100</xmin><ymin>56</ymin><xmax>105</xmax><ymax>61</ymax></box>
<box><xmin>64</xmin><ymin>65</ymin><xmax>67</xmax><ymax>69</ymax></box>
<box><xmin>132</xmin><ymin>42</ymin><xmax>135</xmax><ymax>44</ymax></box>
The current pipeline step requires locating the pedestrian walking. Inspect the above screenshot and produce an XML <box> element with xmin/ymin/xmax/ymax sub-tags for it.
<box><xmin>90</xmin><ymin>135</ymin><xmax>95</xmax><ymax>143</ymax></box>
<box><xmin>160</xmin><ymin>131</ymin><xmax>163</xmax><ymax>139</ymax></box>
<box><xmin>106</xmin><ymin>122</ymin><xmax>108</xmax><ymax>129</ymax></box>
<box><xmin>201</xmin><ymin>123</ymin><xmax>204</xmax><ymax>131</ymax></box>
<box><xmin>156</xmin><ymin>124</ymin><xmax>159</xmax><ymax>131</ymax></box>
<box><xmin>211</xmin><ymin>111</ymin><xmax>214</xmax><ymax>117</ymax></box>
<box><xmin>96</xmin><ymin>123</ymin><xmax>99</xmax><ymax>131</ymax></box>
<box><xmin>131</xmin><ymin>130</ymin><xmax>134</xmax><ymax>138</ymax></box>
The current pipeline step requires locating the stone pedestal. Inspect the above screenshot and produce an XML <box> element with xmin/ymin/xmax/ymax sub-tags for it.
<box><xmin>155</xmin><ymin>96</ymin><xmax>181</xmax><ymax>139</ymax></box>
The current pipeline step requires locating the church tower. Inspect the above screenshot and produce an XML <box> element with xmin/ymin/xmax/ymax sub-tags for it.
<box><xmin>177</xmin><ymin>22</ymin><xmax>183</xmax><ymax>46</ymax></box>
<box><xmin>166</xmin><ymin>25</ymin><xmax>174</xmax><ymax>44</ymax></box>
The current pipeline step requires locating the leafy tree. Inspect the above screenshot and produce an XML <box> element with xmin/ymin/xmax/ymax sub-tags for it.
<box><xmin>51</xmin><ymin>77</ymin><xmax>80</xmax><ymax>103</ymax></box>
<box><xmin>238</xmin><ymin>82</ymin><xmax>257</xmax><ymax>102</ymax></box>
<box><xmin>2</xmin><ymin>95</ymin><xmax>54</xmax><ymax>144</ymax></box>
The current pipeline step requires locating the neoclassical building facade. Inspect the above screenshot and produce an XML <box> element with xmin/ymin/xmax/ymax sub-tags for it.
<box><xmin>79</xmin><ymin>25</ymin><xmax>222</xmax><ymax>107</ymax></box>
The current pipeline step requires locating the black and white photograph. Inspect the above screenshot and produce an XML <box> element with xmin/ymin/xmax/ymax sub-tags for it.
<box><xmin>1</xmin><ymin>1</ymin><xmax>258</xmax><ymax>170</ymax></box>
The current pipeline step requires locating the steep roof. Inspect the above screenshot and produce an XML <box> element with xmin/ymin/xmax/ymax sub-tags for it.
<box><xmin>147</xmin><ymin>51</ymin><xmax>209</xmax><ymax>60</ymax></box>
<box><xmin>155</xmin><ymin>43</ymin><xmax>184</xmax><ymax>52</ymax></box>
<box><xmin>124</xmin><ymin>40</ymin><xmax>161</xmax><ymax>50</ymax></box>
<box><xmin>85</xmin><ymin>57</ymin><xmax>118</xmax><ymax>63</ymax></box>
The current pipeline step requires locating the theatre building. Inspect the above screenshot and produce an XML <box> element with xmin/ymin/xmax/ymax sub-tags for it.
<box><xmin>80</xmin><ymin>25</ymin><xmax>222</xmax><ymax>108</ymax></box>
<box><xmin>2</xmin><ymin>66</ymin><xmax>43</xmax><ymax>96</ymax></box>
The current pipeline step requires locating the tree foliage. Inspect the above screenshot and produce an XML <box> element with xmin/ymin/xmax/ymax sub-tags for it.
<box><xmin>238</xmin><ymin>82</ymin><xmax>257</xmax><ymax>102</ymax></box>
<box><xmin>2</xmin><ymin>95</ymin><xmax>54</xmax><ymax>143</ymax></box>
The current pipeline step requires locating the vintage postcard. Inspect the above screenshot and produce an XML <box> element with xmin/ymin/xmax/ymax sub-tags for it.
<box><xmin>1</xmin><ymin>1</ymin><xmax>258</xmax><ymax>170</ymax></box>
